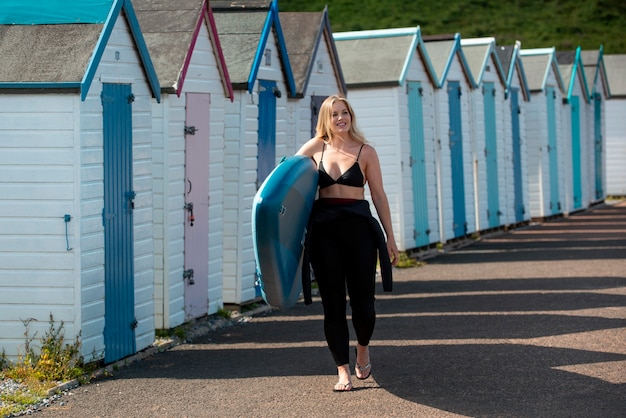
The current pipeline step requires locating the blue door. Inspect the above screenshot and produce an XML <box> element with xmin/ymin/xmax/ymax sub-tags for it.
<box><xmin>448</xmin><ymin>81</ymin><xmax>466</xmax><ymax>238</ymax></box>
<box><xmin>546</xmin><ymin>87</ymin><xmax>560</xmax><ymax>215</ymax></box>
<box><xmin>408</xmin><ymin>81</ymin><xmax>430</xmax><ymax>247</ymax></box>
<box><xmin>593</xmin><ymin>93</ymin><xmax>603</xmax><ymax>200</ymax></box>
<box><xmin>570</xmin><ymin>96</ymin><xmax>582</xmax><ymax>209</ymax></box>
<box><xmin>483</xmin><ymin>82</ymin><xmax>500</xmax><ymax>228</ymax></box>
<box><xmin>257</xmin><ymin>80</ymin><xmax>277</xmax><ymax>187</ymax></box>
<box><xmin>101</xmin><ymin>83</ymin><xmax>136</xmax><ymax>363</ymax></box>
<box><xmin>510</xmin><ymin>88</ymin><xmax>525</xmax><ymax>222</ymax></box>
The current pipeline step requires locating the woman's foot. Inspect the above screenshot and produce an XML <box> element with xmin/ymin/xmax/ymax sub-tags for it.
<box><xmin>355</xmin><ymin>344</ymin><xmax>371</xmax><ymax>380</ymax></box>
<box><xmin>333</xmin><ymin>364</ymin><xmax>352</xmax><ymax>392</ymax></box>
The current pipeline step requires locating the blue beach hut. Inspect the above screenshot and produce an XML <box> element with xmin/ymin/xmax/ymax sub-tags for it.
<box><xmin>423</xmin><ymin>34</ymin><xmax>477</xmax><ymax>241</ymax></box>
<box><xmin>520</xmin><ymin>48</ymin><xmax>567</xmax><ymax>219</ymax></box>
<box><xmin>0</xmin><ymin>0</ymin><xmax>161</xmax><ymax>364</ymax></box>
<box><xmin>556</xmin><ymin>47</ymin><xmax>592</xmax><ymax>213</ymax></box>
<box><xmin>212</xmin><ymin>0</ymin><xmax>297</xmax><ymax>305</ymax></box>
<box><xmin>461</xmin><ymin>37</ymin><xmax>509</xmax><ymax>231</ymax></box>
<box><xmin>581</xmin><ymin>47</ymin><xmax>610</xmax><ymax>203</ymax></box>
<box><xmin>496</xmin><ymin>41</ymin><xmax>531</xmax><ymax>224</ymax></box>
<box><xmin>333</xmin><ymin>27</ymin><xmax>440</xmax><ymax>251</ymax></box>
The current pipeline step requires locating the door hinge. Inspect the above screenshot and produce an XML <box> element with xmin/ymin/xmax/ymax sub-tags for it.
<box><xmin>185</xmin><ymin>126</ymin><xmax>197</xmax><ymax>135</ymax></box>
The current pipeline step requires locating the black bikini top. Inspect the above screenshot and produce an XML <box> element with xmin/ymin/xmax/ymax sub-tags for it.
<box><xmin>318</xmin><ymin>143</ymin><xmax>365</xmax><ymax>189</ymax></box>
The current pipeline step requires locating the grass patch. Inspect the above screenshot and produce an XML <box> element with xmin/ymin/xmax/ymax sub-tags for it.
<box><xmin>1</xmin><ymin>315</ymin><xmax>88</xmax><ymax>417</ymax></box>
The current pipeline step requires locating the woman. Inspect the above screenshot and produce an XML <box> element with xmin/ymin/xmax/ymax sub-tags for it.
<box><xmin>297</xmin><ymin>95</ymin><xmax>399</xmax><ymax>392</ymax></box>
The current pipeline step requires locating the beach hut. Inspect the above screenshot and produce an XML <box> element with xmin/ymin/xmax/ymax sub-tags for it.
<box><xmin>496</xmin><ymin>41</ymin><xmax>532</xmax><ymax>224</ymax></box>
<box><xmin>280</xmin><ymin>7</ymin><xmax>347</xmax><ymax>154</ymax></box>
<box><xmin>333</xmin><ymin>27</ymin><xmax>439</xmax><ymax>251</ymax></box>
<box><xmin>423</xmin><ymin>34</ymin><xmax>477</xmax><ymax>241</ymax></box>
<box><xmin>212</xmin><ymin>0</ymin><xmax>297</xmax><ymax>305</ymax></box>
<box><xmin>134</xmin><ymin>0</ymin><xmax>234</xmax><ymax>327</ymax></box>
<box><xmin>557</xmin><ymin>47</ymin><xmax>591</xmax><ymax>212</ymax></box>
<box><xmin>520</xmin><ymin>48</ymin><xmax>567</xmax><ymax>219</ymax></box>
<box><xmin>581</xmin><ymin>47</ymin><xmax>610</xmax><ymax>202</ymax></box>
<box><xmin>0</xmin><ymin>0</ymin><xmax>161</xmax><ymax>363</ymax></box>
<box><xmin>603</xmin><ymin>54</ymin><xmax>626</xmax><ymax>196</ymax></box>
<box><xmin>460</xmin><ymin>37</ymin><xmax>508</xmax><ymax>231</ymax></box>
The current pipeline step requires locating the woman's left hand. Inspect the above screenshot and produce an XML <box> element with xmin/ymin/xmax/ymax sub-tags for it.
<box><xmin>387</xmin><ymin>241</ymin><xmax>399</xmax><ymax>266</ymax></box>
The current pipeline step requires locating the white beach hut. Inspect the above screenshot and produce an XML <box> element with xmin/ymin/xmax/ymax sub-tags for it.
<box><xmin>333</xmin><ymin>27</ymin><xmax>440</xmax><ymax>251</ymax></box>
<box><xmin>134</xmin><ymin>0</ymin><xmax>234</xmax><ymax>326</ymax></box>
<box><xmin>0</xmin><ymin>0</ymin><xmax>161</xmax><ymax>363</ymax></box>
<box><xmin>557</xmin><ymin>48</ymin><xmax>591</xmax><ymax>213</ymax></box>
<box><xmin>496</xmin><ymin>42</ymin><xmax>532</xmax><ymax>225</ymax></box>
<box><xmin>212</xmin><ymin>0</ymin><xmax>297</xmax><ymax>305</ymax></box>
<box><xmin>423</xmin><ymin>34</ymin><xmax>478</xmax><ymax>241</ymax></box>
<box><xmin>520</xmin><ymin>48</ymin><xmax>567</xmax><ymax>219</ymax></box>
<box><xmin>603</xmin><ymin>54</ymin><xmax>626</xmax><ymax>196</ymax></box>
<box><xmin>461</xmin><ymin>37</ymin><xmax>508</xmax><ymax>231</ymax></box>
<box><xmin>280</xmin><ymin>7</ymin><xmax>347</xmax><ymax>155</ymax></box>
<box><xmin>581</xmin><ymin>47</ymin><xmax>610</xmax><ymax>203</ymax></box>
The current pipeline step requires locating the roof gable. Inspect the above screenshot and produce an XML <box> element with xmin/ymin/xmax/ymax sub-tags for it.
<box><xmin>0</xmin><ymin>0</ymin><xmax>161</xmax><ymax>102</ymax></box>
<box><xmin>423</xmin><ymin>33</ymin><xmax>476</xmax><ymax>88</ymax></box>
<box><xmin>134</xmin><ymin>0</ymin><xmax>233</xmax><ymax>99</ymax></box>
<box><xmin>496</xmin><ymin>42</ymin><xmax>530</xmax><ymax>101</ymax></box>
<box><xmin>212</xmin><ymin>0</ymin><xmax>296</xmax><ymax>96</ymax></box>
<box><xmin>581</xmin><ymin>46</ymin><xmax>610</xmax><ymax>98</ymax></box>
<box><xmin>556</xmin><ymin>47</ymin><xmax>591</xmax><ymax>103</ymax></box>
<box><xmin>280</xmin><ymin>8</ymin><xmax>347</xmax><ymax>97</ymax></box>
<box><xmin>460</xmin><ymin>37</ymin><xmax>506</xmax><ymax>86</ymax></box>
<box><xmin>519</xmin><ymin>48</ymin><xmax>566</xmax><ymax>94</ymax></box>
<box><xmin>333</xmin><ymin>26</ymin><xmax>436</xmax><ymax>88</ymax></box>
<box><xmin>604</xmin><ymin>54</ymin><xmax>626</xmax><ymax>98</ymax></box>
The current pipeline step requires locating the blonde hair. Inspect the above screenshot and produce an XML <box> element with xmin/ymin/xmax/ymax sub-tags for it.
<box><xmin>314</xmin><ymin>95</ymin><xmax>368</xmax><ymax>145</ymax></box>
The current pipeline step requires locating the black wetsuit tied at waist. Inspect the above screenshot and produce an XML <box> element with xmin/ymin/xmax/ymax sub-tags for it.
<box><xmin>302</xmin><ymin>199</ymin><xmax>393</xmax><ymax>305</ymax></box>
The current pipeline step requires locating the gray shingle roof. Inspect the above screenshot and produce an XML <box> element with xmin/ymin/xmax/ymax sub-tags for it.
<box><xmin>212</xmin><ymin>10</ymin><xmax>268</xmax><ymax>88</ymax></box>
<box><xmin>604</xmin><ymin>54</ymin><xmax>626</xmax><ymax>97</ymax></box>
<box><xmin>334</xmin><ymin>34</ymin><xmax>415</xmax><ymax>87</ymax></box>
<box><xmin>520</xmin><ymin>53</ymin><xmax>552</xmax><ymax>92</ymax></box>
<box><xmin>0</xmin><ymin>24</ymin><xmax>102</xmax><ymax>83</ymax></box>
<box><xmin>134</xmin><ymin>0</ymin><xmax>203</xmax><ymax>91</ymax></box>
<box><xmin>279</xmin><ymin>11</ymin><xmax>324</xmax><ymax>94</ymax></box>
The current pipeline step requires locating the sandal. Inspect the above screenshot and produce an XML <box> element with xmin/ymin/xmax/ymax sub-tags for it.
<box><xmin>355</xmin><ymin>347</ymin><xmax>372</xmax><ymax>380</ymax></box>
<box><xmin>333</xmin><ymin>381</ymin><xmax>353</xmax><ymax>392</ymax></box>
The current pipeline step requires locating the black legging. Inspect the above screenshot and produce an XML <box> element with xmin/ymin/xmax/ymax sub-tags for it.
<box><xmin>309</xmin><ymin>209</ymin><xmax>378</xmax><ymax>366</ymax></box>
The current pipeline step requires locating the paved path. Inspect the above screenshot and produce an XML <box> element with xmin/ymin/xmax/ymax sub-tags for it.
<box><xmin>38</xmin><ymin>201</ymin><xmax>626</xmax><ymax>417</ymax></box>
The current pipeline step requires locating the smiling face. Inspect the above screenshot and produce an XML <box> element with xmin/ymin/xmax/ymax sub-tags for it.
<box><xmin>330</xmin><ymin>101</ymin><xmax>352</xmax><ymax>136</ymax></box>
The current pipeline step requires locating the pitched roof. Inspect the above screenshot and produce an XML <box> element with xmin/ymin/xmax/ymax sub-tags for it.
<box><xmin>423</xmin><ymin>33</ymin><xmax>476</xmax><ymax>88</ymax></box>
<box><xmin>280</xmin><ymin>9</ymin><xmax>346</xmax><ymax>97</ymax></box>
<box><xmin>496</xmin><ymin>42</ymin><xmax>530</xmax><ymax>101</ymax></box>
<box><xmin>0</xmin><ymin>0</ymin><xmax>160</xmax><ymax>102</ymax></box>
<box><xmin>581</xmin><ymin>47</ymin><xmax>610</xmax><ymax>98</ymax></box>
<box><xmin>604</xmin><ymin>54</ymin><xmax>626</xmax><ymax>97</ymax></box>
<box><xmin>519</xmin><ymin>48</ymin><xmax>565</xmax><ymax>94</ymax></box>
<box><xmin>211</xmin><ymin>0</ymin><xmax>296</xmax><ymax>95</ymax></box>
<box><xmin>556</xmin><ymin>47</ymin><xmax>590</xmax><ymax>103</ymax></box>
<box><xmin>460</xmin><ymin>37</ymin><xmax>506</xmax><ymax>85</ymax></box>
<box><xmin>334</xmin><ymin>27</ymin><xmax>435</xmax><ymax>88</ymax></box>
<box><xmin>134</xmin><ymin>0</ymin><xmax>233</xmax><ymax>99</ymax></box>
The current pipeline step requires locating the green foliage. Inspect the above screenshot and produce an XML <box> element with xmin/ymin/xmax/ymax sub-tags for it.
<box><xmin>279</xmin><ymin>0</ymin><xmax>626</xmax><ymax>53</ymax></box>
<box><xmin>395</xmin><ymin>252</ymin><xmax>425</xmax><ymax>268</ymax></box>
<box><xmin>1</xmin><ymin>314</ymin><xmax>86</xmax><ymax>416</ymax></box>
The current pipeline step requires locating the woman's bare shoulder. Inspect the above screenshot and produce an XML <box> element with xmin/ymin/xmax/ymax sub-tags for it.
<box><xmin>297</xmin><ymin>137</ymin><xmax>323</xmax><ymax>156</ymax></box>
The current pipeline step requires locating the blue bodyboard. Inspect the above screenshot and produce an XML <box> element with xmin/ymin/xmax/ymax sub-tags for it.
<box><xmin>252</xmin><ymin>155</ymin><xmax>318</xmax><ymax>309</ymax></box>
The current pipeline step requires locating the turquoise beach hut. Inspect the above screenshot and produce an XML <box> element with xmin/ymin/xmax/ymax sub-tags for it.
<box><xmin>0</xmin><ymin>0</ymin><xmax>161</xmax><ymax>364</ymax></box>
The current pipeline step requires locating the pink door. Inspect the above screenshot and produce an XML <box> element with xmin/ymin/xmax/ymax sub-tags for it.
<box><xmin>183</xmin><ymin>93</ymin><xmax>210</xmax><ymax>319</ymax></box>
